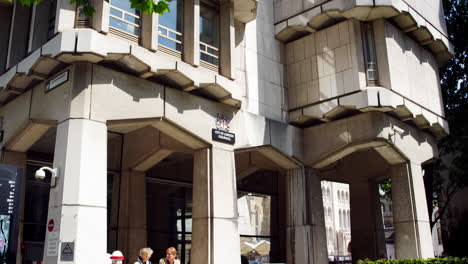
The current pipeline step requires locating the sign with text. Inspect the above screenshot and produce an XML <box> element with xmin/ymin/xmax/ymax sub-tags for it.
<box><xmin>45</xmin><ymin>70</ymin><xmax>69</xmax><ymax>92</ymax></box>
<box><xmin>0</xmin><ymin>165</ymin><xmax>23</xmax><ymax>264</ymax></box>
<box><xmin>212</xmin><ymin>113</ymin><xmax>235</xmax><ymax>145</ymax></box>
<box><xmin>212</xmin><ymin>129</ymin><xmax>235</xmax><ymax>144</ymax></box>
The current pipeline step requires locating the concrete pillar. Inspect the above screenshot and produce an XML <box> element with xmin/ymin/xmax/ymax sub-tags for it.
<box><xmin>92</xmin><ymin>0</ymin><xmax>110</xmax><ymax>33</ymax></box>
<box><xmin>54</xmin><ymin>0</ymin><xmax>76</xmax><ymax>33</ymax></box>
<box><xmin>219</xmin><ymin>0</ymin><xmax>235</xmax><ymax>79</ymax></box>
<box><xmin>183</xmin><ymin>0</ymin><xmax>200</xmax><ymax>66</ymax></box>
<box><xmin>350</xmin><ymin>180</ymin><xmax>386</xmax><ymax>261</ymax></box>
<box><xmin>1</xmin><ymin>150</ymin><xmax>27</xmax><ymax>264</ymax></box>
<box><xmin>141</xmin><ymin>12</ymin><xmax>157</xmax><ymax>51</ymax></box>
<box><xmin>286</xmin><ymin>167</ymin><xmax>328</xmax><ymax>264</ymax></box>
<box><xmin>191</xmin><ymin>148</ymin><xmax>240</xmax><ymax>264</ymax></box>
<box><xmin>117</xmin><ymin>133</ymin><xmax>149</xmax><ymax>263</ymax></box>
<box><xmin>117</xmin><ymin>170</ymin><xmax>147</xmax><ymax>263</ymax></box>
<box><xmin>391</xmin><ymin>163</ymin><xmax>434</xmax><ymax>259</ymax></box>
<box><xmin>43</xmin><ymin>119</ymin><xmax>107</xmax><ymax>264</ymax></box>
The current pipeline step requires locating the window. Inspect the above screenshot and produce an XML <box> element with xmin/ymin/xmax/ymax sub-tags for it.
<box><xmin>109</xmin><ymin>0</ymin><xmax>141</xmax><ymax>39</ymax></box>
<box><xmin>199</xmin><ymin>2</ymin><xmax>219</xmax><ymax>67</ymax></box>
<box><xmin>158</xmin><ymin>0</ymin><xmax>183</xmax><ymax>53</ymax></box>
<box><xmin>362</xmin><ymin>23</ymin><xmax>378</xmax><ymax>85</ymax></box>
<box><xmin>48</xmin><ymin>0</ymin><xmax>58</xmax><ymax>38</ymax></box>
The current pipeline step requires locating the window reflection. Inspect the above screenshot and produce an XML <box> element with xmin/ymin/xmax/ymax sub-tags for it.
<box><xmin>199</xmin><ymin>3</ymin><xmax>219</xmax><ymax>66</ymax></box>
<box><xmin>109</xmin><ymin>0</ymin><xmax>141</xmax><ymax>36</ymax></box>
<box><xmin>238</xmin><ymin>193</ymin><xmax>273</xmax><ymax>263</ymax></box>
<box><xmin>158</xmin><ymin>0</ymin><xmax>183</xmax><ymax>52</ymax></box>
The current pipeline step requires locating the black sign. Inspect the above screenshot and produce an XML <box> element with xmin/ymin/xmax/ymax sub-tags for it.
<box><xmin>212</xmin><ymin>129</ymin><xmax>235</xmax><ymax>144</ymax></box>
<box><xmin>0</xmin><ymin>165</ymin><xmax>23</xmax><ymax>264</ymax></box>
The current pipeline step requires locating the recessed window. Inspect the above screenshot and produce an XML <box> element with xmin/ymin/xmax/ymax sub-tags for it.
<box><xmin>158</xmin><ymin>0</ymin><xmax>183</xmax><ymax>53</ymax></box>
<box><xmin>199</xmin><ymin>2</ymin><xmax>219</xmax><ymax>67</ymax></box>
<box><xmin>362</xmin><ymin>23</ymin><xmax>378</xmax><ymax>85</ymax></box>
<box><xmin>109</xmin><ymin>0</ymin><xmax>141</xmax><ymax>37</ymax></box>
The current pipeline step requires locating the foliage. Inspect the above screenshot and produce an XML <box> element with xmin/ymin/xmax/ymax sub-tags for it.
<box><xmin>430</xmin><ymin>0</ymin><xmax>468</xmax><ymax>226</ymax></box>
<box><xmin>14</xmin><ymin>0</ymin><xmax>170</xmax><ymax>17</ymax></box>
<box><xmin>379</xmin><ymin>0</ymin><xmax>468</xmax><ymax>235</ymax></box>
<box><xmin>357</xmin><ymin>257</ymin><xmax>468</xmax><ymax>264</ymax></box>
<box><xmin>380</xmin><ymin>179</ymin><xmax>392</xmax><ymax>200</ymax></box>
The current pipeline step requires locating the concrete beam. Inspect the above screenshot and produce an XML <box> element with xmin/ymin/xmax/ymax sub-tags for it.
<box><xmin>4</xmin><ymin>119</ymin><xmax>55</xmax><ymax>152</ymax></box>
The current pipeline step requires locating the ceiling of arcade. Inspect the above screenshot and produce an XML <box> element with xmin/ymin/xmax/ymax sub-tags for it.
<box><xmin>318</xmin><ymin>148</ymin><xmax>393</xmax><ymax>183</ymax></box>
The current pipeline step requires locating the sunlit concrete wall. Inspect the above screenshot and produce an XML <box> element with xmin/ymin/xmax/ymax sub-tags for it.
<box><xmin>273</xmin><ymin>0</ymin><xmax>448</xmax><ymax>37</ymax></box>
<box><xmin>236</xmin><ymin>0</ymin><xmax>287</xmax><ymax>122</ymax></box>
<box><xmin>376</xmin><ymin>20</ymin><xmax>445</xmax><ymax>117</ymax></box>
<box><xmin>285</xmin><ymin>20</ymin><xmax>361</xmax><ymax>110</ymax></box>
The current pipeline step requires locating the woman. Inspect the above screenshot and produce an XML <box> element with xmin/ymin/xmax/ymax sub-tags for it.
<box><xmin>134</xmin><ymin>247</ymin><xmax>153</xmax><ymax>264</ymax></box>
<box><xmin>159</xmin><ymin>247</ymin><xmax>181</xmax><ymax>264</ymax></box>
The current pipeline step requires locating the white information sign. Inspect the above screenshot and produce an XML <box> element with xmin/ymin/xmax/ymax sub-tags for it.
<box><xmin>46</xmin><ymin>231</ymin><xmax>59</xmax><ymax>256</ymax></box>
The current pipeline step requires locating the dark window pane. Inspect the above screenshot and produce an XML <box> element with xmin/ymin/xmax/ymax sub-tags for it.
<box><xmin>199</xmin><ymin>4</ymin><xmax>219</xmax><ymax>48</ymax></box>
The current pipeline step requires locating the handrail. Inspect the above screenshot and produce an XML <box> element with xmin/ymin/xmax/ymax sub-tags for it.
<box><xmin>109</xmin><ymin>6</ymin><xmax>140</xmax><ymax>28</ymax></box>
<box><xmin>158</xmin><ymin>24</ymin><xmax>182</xmax><ymax>44</ymax></box>
<box><xmin>200</xmin><ymin>41</ymin><xmax>219</xmax><ymax>59</ymax></box>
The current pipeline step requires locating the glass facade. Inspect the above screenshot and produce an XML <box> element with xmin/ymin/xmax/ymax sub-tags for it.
<box><xmin>147</xmin><ymin>182</ymin><xmax>192</xmax><ymax>264</ymax></box>
<box><xmin>199</xmin><ymin>3</ymin><xmax>219</xmax><ymax>66</ymax></box>
<box><xmin>158</xmin><ymin>0</ymin><xmax>183</xmax><ymax>52</ymax></box>
<box><xmin>109</xmin><ymin>0</ymin><xmax>141</xmax><ymax>36</ymax></box>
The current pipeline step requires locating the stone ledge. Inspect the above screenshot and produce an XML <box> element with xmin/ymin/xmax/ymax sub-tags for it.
<box><xmin>289</xmin><ymin>87</ymin><xmax>449</xmax><ymax>139</ymax></box>
<box><xmin>275</xmin><ymin>0</ymin><xmax>454</xmax><ymax>65</ymax></box>
<box><xmin>0</xmin><ymin>29</ymin><xmax>242</xmax><ymax>107</ymax></box>
<box><xmin>234</xmin><ymin>0</ymin><xmax>258</xmax><ymax>23</ymax></box>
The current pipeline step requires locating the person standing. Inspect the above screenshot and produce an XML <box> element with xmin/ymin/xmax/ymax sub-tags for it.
<box><xmin>159</xmin><ymin>247</ymin><xmax>181</xmax><ymax>264</ymax></box>
<box><xmin>134</xmin><ymin>247</ymin><xmax>154</xmax><ymax>264</ymax></box>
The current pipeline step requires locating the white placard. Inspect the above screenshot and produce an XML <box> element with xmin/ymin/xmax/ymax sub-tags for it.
<box><xmin>46</xmin><ymin>70</ymin><xmax>69</xmax><ymax>92</ymax></box>
<box><xmin>46</xmin><ymin>231</ymin><xmax>59</xmax><ymax>256</ymax></box>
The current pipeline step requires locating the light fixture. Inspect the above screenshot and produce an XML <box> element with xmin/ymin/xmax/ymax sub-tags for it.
<box><xmin>35</xmin><ymin>166</ymin><xmax>60</xmax><ymax>188</ymax></box>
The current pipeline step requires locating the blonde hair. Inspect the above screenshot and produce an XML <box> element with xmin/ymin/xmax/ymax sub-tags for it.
<box><xmin>139</xmin><ymin>247</ymin><xmax>154</xmax><ymax>258</ymax></box>
<box><xmin>166</xmin><ymin>247</ymin><xmax>178</xmax><ymax>259</ymax></box>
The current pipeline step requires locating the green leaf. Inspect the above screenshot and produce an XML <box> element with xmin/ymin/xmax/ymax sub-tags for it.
<box><xmin>82</xmin><ymin>5</ymin><xmax>96</xmax><ymax>17</ymax></box>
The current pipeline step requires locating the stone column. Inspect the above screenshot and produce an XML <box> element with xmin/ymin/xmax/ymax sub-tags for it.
<box><xmin>350</xmin><ymin>180</ymin><xmax>386</xmax><ymax>261</ymax></box>
<box><xmin>92</xmin><ymin>0</ymin><xmax>110</xmax><ymax>33</ymax></box>
<box><xmin>1</xmin><ymin>150</ymin><xmax>27</xmax><ymax>264</ymax></box>
<box><xmin>141</xmin><ymin>12</ymin><xmax>158</xmax><ymax>51</ymax></box>
<box><xmin>43</xmin><ymin>119</ymin><xmax>107</xmax><ymax>264</ymax></box>
<box><xmin>117</xmin><ymin>132</ymin><xmax>149</xmax><ymax>262</ymax></box>
<box><xmin>219</xmin><ymin>0</ymin><xmax>235</xmax><ymax>79</ymax></box>
<box><xmin>191</xmin><ymin>147</ymin><xmax>240</xmax><ymax>264</ymax></box>
<box><xmin>391</xmin><ymin>163</ymin><xmax>434</xmax><ymax>259</ymax></box>
<box><xmin>286</xmin><ymin>167</ymin><xmax>328</xmax><ymax>264</ymax></box>
<box><xmin>54</xmin><ymin>0</ymin><xmax>76</xmax><ymax>33</ymax></box>
<box><xmin>183</xmin><ymin>0</ymin><xmax>200</xmax><ymax>66</ymax></box>
<box><xmin>117</xmin><ymin>169</ymin><xmax>147</xmax><ymax>262</ymax></box>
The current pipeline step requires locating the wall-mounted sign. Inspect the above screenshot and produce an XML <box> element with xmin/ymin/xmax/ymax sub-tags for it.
<box><xmin>60</xmin><ymin>242</ymin><xmax>74</xmax><ymax>261</ymax></box>
<box><xmin>46</xmin><ymin>231</ymin><xmax>59</xmax><ymax>257</ymax></box>
<box><xmin>212</xmin><ymin>114</ymin><xmax>235</xmax><ymax>144</ymax></box>
<box><xmin>48</xmin><ymin>219</ymin><xmax>54</xmax><ymax>232</ymax></box>
<box><xmin>0</xmin><ymin>165</ymin><xmax>23</xmax><ymax>264</ymax></box>
<box><xmin>45</xmin><ymin>70</ymin><xmax>69</xmax><ymax>92</ymax></box>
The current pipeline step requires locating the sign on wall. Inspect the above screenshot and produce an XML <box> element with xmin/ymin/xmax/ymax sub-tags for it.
<box><xmin>212</xmin><ymin>114</ymin><xmax>235</xmax><ymax>144</ymax></box>
<box><xmin>45</xmin><ymin>70</ymin><xmax>69</xmax><ymax>92</ymax></box>
<box><xmin>0</xmin><ymin>165</ymin><xmax>23</xmax><ymax>264</ymax></box>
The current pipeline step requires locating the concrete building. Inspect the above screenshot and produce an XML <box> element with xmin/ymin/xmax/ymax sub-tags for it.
<box><xmin>0</xmin><ymin>0</ymin><xmax>453</xmax><ymax>263</ymax></box>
